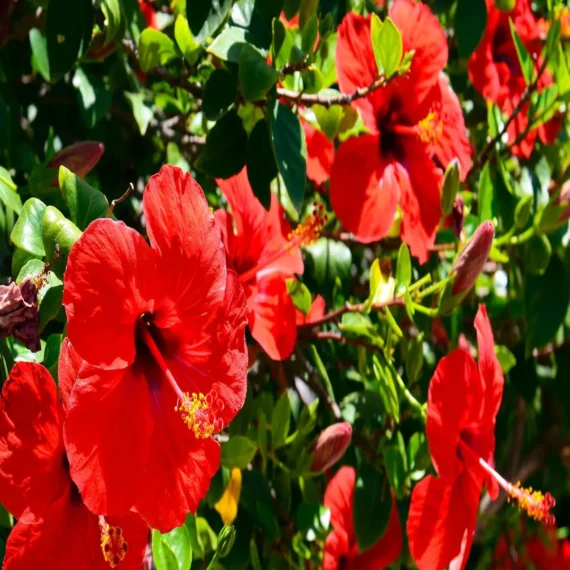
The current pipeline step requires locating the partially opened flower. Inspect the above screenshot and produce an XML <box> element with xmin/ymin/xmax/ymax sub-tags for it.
<box><xmin>0</xmin><ymin>362</ymin><xmax>148</xmax><ymax>570</ymax></box>
<box><xmin>62</xmin><ymin>165</ymin><xmax>248</xmax><ymax>532</ymax></box>
<box><xmin>215</xmin><ymin>168</ymin><xmax>324</xmax><ymax>360</ymax></box>
<box><xmin>468</xmin><ymin>0</ymin><xmax>560</xmax><ymax>157</ymax></box>
<box><xmin>323</xmin><ymin>466</ymin><xmax>402</xmax><ymax>570</ymax></box>
<box><xmin>407</xmin><ymin>305</ymin><xmax>555</xmax><ymax>570</ymax></box>
<box><xmin>330</xmin><ymin>0</ymin><xmax>472</xmax><ymax>262</ymax></box>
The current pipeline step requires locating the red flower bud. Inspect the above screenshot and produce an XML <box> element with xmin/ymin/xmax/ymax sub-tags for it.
<box><xmin>48</xmin><ymin>141</ymin><xmax>105</xmax><ymax>182</ymax></box>
<box><xmin>310</xmin><ymin>422</ymin><xmax>352</xmax><ymax>472</ymax></box>
<box><xmin>0</xmin><ymin>278</ymin><xmax>40</xmax><ymax>352</ymax></box>
<box><xmin>451</xmin><ymin>221</ymin><xmax>495</xmax><ymax>296</ymax></box>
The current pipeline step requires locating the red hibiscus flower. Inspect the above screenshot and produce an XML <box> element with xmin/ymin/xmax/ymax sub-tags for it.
<box><xmin>330</xmin><ymin>0</ymin><xmax>472</xmax><ymax>263</ymax></box>
<box><xmin>0</xmin><ymin>362</ymin><xmax>148</xmax><ymax>570</ymax></box>
<box><xmin>138</xmin><ymin>0</ymin><xmax>158</xmax><ymax>29</ymax></box>
<box><xmin>215</xmin><ymin>168</ymin><xmax>324</xmax><ymax>360</ymax></box>
<box><xmin>468</xmin><ymin>0</ymin><xmax>560</xmax><ymax>158</ymax></box>
<box><xmin>323</xmin><ymin>466</ymin><xmax>402</xmax><ymax>570</ymax></box>
<box><xmin>301</xmin><ymin>120</ymin><xmax>334</xmax><ymax>187</ymax></box>
<box><xmin>295</xmin><ymin>294</ymin><xmax>325</xmax><ymax>326</ymax></box>
<box><xmin>407</xmin><ymin>305</ymin><xmax>555</xmax><ymax>570</ymax></box>
<box><xmin>61</xmin><ymin>165</ymin><xmax>248</xmax><ymax>532</ymax></box>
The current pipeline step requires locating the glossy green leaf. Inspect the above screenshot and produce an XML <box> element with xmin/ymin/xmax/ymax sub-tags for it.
<box><xmin>287</xmin><ymin>279</ymin><xmax>312</xmax><ymax>315</ymax></box>
<box><xmin>195</xmin><ymin>110</ymin><xmax>248</xmax><ymax>178</ymax></box>
<box><xmin>138</xmin><ymin>29</ymin><xmax>178</xmax><ymax>72</ymax></box>
<box><xmin>272</xmin><ymin>392</ymin><xmax>291</xmax><ymax>450</ymax></box>
<box><xmin>152</xmin><ymin>525</ymin><xmax>192</xmax><ymax>570</ymax></box>
<box><xmin>509</xmin><ymin>18</ymin><xmax>534</xmax><ymax>84</ymax></box>
<box><xmin>29</xmin><ymin>29</ymin><xmax>50</xmax><ymax>82</ymax></box>
<box><xmin>239</xmin><ymin>44</ymin><xmax>280</xmax><ymax>101</ymax></box>
<box><xmin>101</xmin><ymin>0</ymin><xmax>123</xmax><ymax>45</ymax></box>
<box><xmin>370</xmin><ymin>15</ymin><xmax>402</xmax><ymax>78</ymax></box>
<box><xmin>38</xmin><ymin>272</ymin><xmax>64</xmax><ymax>333</ymax></box>
<box><xmin>269</xmin><ymin>100</ymin><xmax>307</xmax><ymax>211</ymax></box>
<box><xmin>207</xmin><ymin>26</ymin><xmax>248</xmax><ymax>62</ymax></box>
<box><xmin>187</xmin><ymin>0</ymin><xmax>232</xmax><ymax>44</ymax></box>
<box><xmin>0</xmin><ymin>167</ymin><xmax>21</xmax><ymax>214</ymax></box>
<box><xmin>125</xmin><ymin>92</ymin><xmax>153</xmax><ymax>136</ymax></box>
<box><xmin>11</xmin><ymin>198</ymin><xmax>47</xmax><ymax>256</ymax></box>
<box><xmin>395</xmin><ymin>243</ymin><xmax>411</xmax><ymax>295</ymax></box>
<box><xmin>454</xmin><ymin>0</ymin><xmax>487</xmax><ymax>59</ymax></box>
<box><xmin>301</xmin><ymin>14</ymin><xmax>318</xmax><ymax>54</ymax></box>
<box><xmin>42</xmin><ymin>206</ymin><xmax>82</xmax><ymax>278</ymax></box>
<box><xmin>495</xmin><ymin>345</ymin><xmax>517</xmax><ymax>374</ymax></box>
<box><xmin>523</xmin><ymin>234</ymin><xmax>552</xmax><ymax>276</ymax></box>
<box><xmin>202</xmin><ymin>69</ymin><xmax>237</xmax><ymax>121</ymax></box>
<box><xmin>175</xmin><ymin>15</ymin><xmax>201</xmax><ymax>65</ymax></box>
<box><xmin>383</xmin><ymin>432</ymin><xmax>408</xmax><ymax>500</ymax></box>
<box><xmin>246</xmin><ymin>119</ymin><xmax>277</xmax><ymax>209</ymax></box>
<box><xmin>305</xmin><ymin>238</ymin><xmax>352</xmax><ymax>291</ymax></box>
<box><xmin>313</xmin><ymin>105</ymin><xmax>343</xmax><ymax>141</ymax></box>
<box><xmin>221</xmin><ymin>436</ymin><xmax>258</xmax><ymax>469</ymax></box>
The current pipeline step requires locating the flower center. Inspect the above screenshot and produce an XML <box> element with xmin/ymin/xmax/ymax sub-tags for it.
<box><xmin>457</xmin><ymin>439</ymin><xmax>555</xmax><ymax>525</ymax></box>
<box><xmin>389</xmin><ymin>108</ymin><xmax>444</xmax><ymax>146</ymax></box>
<box><xmin>99</xmin><ymin>517</ymin><xmax>128</xmax><ymax>568</ymax></box>
<box><xmin>137</xmin><ymin>320</ymin><xmax>223</xmax><ymax>436</ymax></box>
<box><xmin>238</xmin><ymin>203</ymin><xmax>326</xmax><ymax>285</ymax></box>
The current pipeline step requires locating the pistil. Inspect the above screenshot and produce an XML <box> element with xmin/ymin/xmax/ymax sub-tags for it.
<box><xmin>99</xmin><ymin>516</ymin><xmax>128</xmax><ymax>568</ymax></box>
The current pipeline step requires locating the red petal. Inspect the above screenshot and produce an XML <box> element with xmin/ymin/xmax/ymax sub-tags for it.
<box><xmin>164</xmin><ymin>269</ymin><xmax>248</xmax><ymax>427</ymax></box>
<box><xmin>324</xmin><ymin>466</ymin><xmax>356</xmax><ymax>540</ymax></box>
<box><xmin>135</xmin><ymin>383</ymin><xmax>220</xmax><ymax>532</ymax></box>
<box><xmin>407</xmin><ymin>476</ymin><xmax>473</xmax><ymax>570</ymax></box>
<box><xmin>48</xmin><ymin>141</ymin><xmax>104</xmax><ymax>179</ymax></box>
<box><xmin>63</xmin><ymin>218</ymin><xmax>158</xmax><ymax>369</ymax></box>
<box><xmin>427</xmin><ymin>350</ymin><xmax>481</xmax><ymax>478</ymax></box>
<box><xmin>58</xmin><ymin>338</ymin><xmax>83</xmax><ymax>410</ymax></box>
<box><xmin>0</xmin><ymin>363</ymin><xmax>68</xmax><ymax>519</ymax></box>
<box><xmin>336</xmin><ymin>13</ymin><xmax>382</xmax><ymax>132</ymax></box>
<box><xmin>389</xmin><ymin>0</ymin><xmax>448</xmax><ymax>105</ymax></box>
<box><xmin>297</xmin><ymin>294</ymin><xmax>326</xmax><ymax>326</ymax></box>
<box><xmin>249</xmin><ymin>271</ymin><xmax>298</xmax><ymax>361</ymax></box>
<box><xmin>302</xmin><ymin>120</ymin><xmax>334</xmax><ymax>185</ymax></box>
<box><xmin>330</xmin><ymin>135</ymin><xmax>399</xmax><ymax>243</ymax></box>
<box><xmin>144</xmin><ymin>165</ymin><xmax>227</xmax><ymax>332</ymax></box>
<box><xmin>323</xmin><ymin>529</ymin><xmax>349</xmax><ymax>570</ymax></box>
<box><xmin>397</xmin><ymin>140</ymin><xmax>442</xmax><ymax>263</ymax></box>
<box><xmin>63</xmin><ymin>363</ymin><xmax>152</xmax><ymax>516</ymax></box>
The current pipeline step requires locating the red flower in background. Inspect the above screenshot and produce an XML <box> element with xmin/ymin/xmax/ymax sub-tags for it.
<box><xmin>408</xmin><ymin>305</ymin><xmax>554</xmax><ymax>570</ymax></box>
<box><xmin>138</xmin><ymin>0</ymin><xmax>158</xmax><ymax>29</ymax></box>
<box><xmin>215</xmin><ymin>168</ymin><xmax>324</xmax><ymax>360</ymax></box>
<box><xmin>323</xmin><ymin>466</ymin><xmax>402</xmax><ymax>570</ymax></box>
<box><xmin>296</xmin><ymin>294</ymin><xmax>325</xmax><ymax>326</ymax></box>
<box><xmin>468</xmin><ymin>0</ymin><xmax>561</xmax><ymax>157</ymax></box>
<box><xmin>330</xmin><ymin>0</ymin><xmax>472</xmax><ymax>263</ymax></box>
<box><xmin>301</xmin><ymin>120</ymin><xmax>334</xmax><ymax>187</ymax></box>
<box><xmin>62</xmin><ymin>165</ymin><xmax>248</xmax><ymax>532</ymax></box>
<box><xmin>0</xmin><ymin>362</ymin><xmax>148</xmax><ymax>570</ymax></box>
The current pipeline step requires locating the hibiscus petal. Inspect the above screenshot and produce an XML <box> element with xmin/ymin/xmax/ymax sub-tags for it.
<box><xmin>302</xmin><ymin>120</ymin><xmax>334</xmax><ymax>185</ymax></box>
<box><xmin>427</xmin><ymin>350</ymin><xmax>481</xmax><ymax>478</ymax></box>
<box><xmin>323</xmin><ymin>529</ymin><xmax>349</xmax><ymax>570</ymax></box>
<box><xmin>397</xmin><ymin>141</ymin><xmax>442</xmax><ymax>263</ymax></box>
<box><xmin>58</xmin><ymin>338</ymin><xmax>83</xmax><ymax>410</ymax></box>
<box><xmin>63</xmin><ymin>218</ymin><xmax>157</xmax><ymax>369</ymax></box>
<box><xmin>63</xmin><ymin>360</ymin><xmax>152</xmax><ymax>516</ymax></box>
<box><xmin>407</xmin><ymin>475</ymin><xmax>473</xmax><ymax>570</ymax></box>
<box><xmin>330</xmin><ymin>135</ymin><xmax>399</xmax><ymax>243</ymax></box>
<box><xmin>143</xmin><ymin>165</ymin><xmax>227</xmax><ymax>331</ymax></box>
<box><xmin>0</xmin><ymin>362</ymin><xmax>68</xmax><ymax>519</ymax></box>
<box><xmin>389</xmin><ymin>0</ymin><xmax>448</xmax><ymax>105</ymax></box>
<box><xmin>336</xmin><ymin>13</ymin><xmax>382</xmax><ymax>132</ymax></box>
<box><xmin>324</xmin><ymin>466</ymin><xmax>356</xmax><ymax>540</ymax></box>
<box><xmin>249</xmin><ymin>271</ymin><xmax>298</xmax><ymax>361</ymax></box>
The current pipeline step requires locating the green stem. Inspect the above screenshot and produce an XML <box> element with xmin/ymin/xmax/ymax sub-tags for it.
<box><xmin>385</xmin><ymin>358</ymin><xmax>426</xmax><ymax>422</ymax></box>
<box><xmin>417</xmin><ymin>274</ymin><xmax>454</xmax><ymax>300</ymax></box>
<box><xmin>509</xmin><ymin>226</ymin><xmax>535</xmax><ymax>245</ymax></box>
<box><xmin>412</xmin><ymin>302</ymin><xmax>440</xmax><ymax>317</ymax></box>
<box><xmin>494</xmin><ymin>227</ymin><xmax>516</xmax><ymax>247</ymax></box>
<box><xmin>405</xmin><ymin>273</ymin><xmax>432</xmax><ymax>295</ymax></box>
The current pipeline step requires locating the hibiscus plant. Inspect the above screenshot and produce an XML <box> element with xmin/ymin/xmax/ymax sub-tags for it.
<box><xmin>1</xmin><ymin>0</ymin><xmax>570</xmax><ymax>569</ymax></box>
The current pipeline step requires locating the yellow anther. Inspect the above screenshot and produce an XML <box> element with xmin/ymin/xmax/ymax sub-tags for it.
<box><xmin>100</xmin><ymin>520</ymin><xmax>128</xmax><ymax>568</ymax></box>
<box><xmin>417</xmin><ymin>111</ymin><xmax>443</xmax><ymax>145</ymax></box>
<box><xmin>176</xmin><ymin>392</ymin><xmax>216</xmax><ymax>439</ymax></box>
<box><xmin>507</xmin><ymin>481</ymin><xmax>556</xmax><ymax>525</ymax></box>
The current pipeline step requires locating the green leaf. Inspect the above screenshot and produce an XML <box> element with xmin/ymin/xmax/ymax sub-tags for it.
<box><xmin>125</xmin><ymin>92</ymin><xmax>153</xmax><ymax>136</ymax></box>
<box><xmin>269</xmin><ymin>100</ymin><xmax>307</xmax><ymax>211</ymax></box>
<box><xmin>454</xmin><ymin>0</ymin><xmax>487</xmax><ymax>59</ymax></box>
<box><xmin>207</xmin><ymin>27</ymin><xmax>248</xmax><ymax>62</ymax></box>
<box><xmin>395</xmin><ymin>243</ymin><xmax>411</xmax><ymax>295</ymax></box>
<box><xmin>258</xmin><ymin>412</ymin><xmax>268</xmax><ymax>473</ymax></box>
<box><xmin>43</xmin><ymin>333</ymin><xmax>63</xmax><ymax>380</ymax></box>
<box><xmin>175</xmin><ymin>15</ymin><xmax>201</xmax><ymax>65</ymax></box>
<box><xmin>313</xmin><ymin>106</ymin><xmax>343</xmax><ymax>141</ymax></box>
<box><xmin>272</xmin><ymin>392</ymin><xmax>291</xmax><ymax>450</ymax></box>
<box><xmin>38</xmin><ymin>273</ymin><xmax>64</xmax><ymax>332</ymax></box>
<box><xmin>74</xmin><ymin>68</ymin><xmax>112</xmax><ymax>129</ymax></box>
<box><xmin>42</xmin><ymin>206</ymin><xmax>82</xmax><ymax>279</ymax></box>
<box><xmin>195</xmin><ymin>110</ymin><xmax>248</xmax><ymax>178</ymax></box>
<box><xmin>298</xmin><ymin>0</ymin><xmax>318</xmax><ymax>30</ymax></box>
<box><xmin>509</xmin><ymin>18</ymin><xmax>534</xmax><ymax>84</ymax></box>
<box><xmin>101</xmin><ymin>0</ymin><xmax>123</xmax><ymax>45</ymax></box>
<box><xmin>525</xmin><ymin>254</ymin><xmax>569</xmax><ymax>354</ymax></box>
<box><xmin>0</xmin><ymin>167</ymin><xmax>21</xmax><ymax>214</ymax></box>
<box><xmin>304</xmin><ymin>238</ymin><xmax>352</xmax><ymax>290</ymax></box>
<box><xmin>370</xmin><ymin>15</ymin><xmax>402</xmax><ymax>78</ymax></box>
<box><xmin>495</xmin><ymin>345</ymin><xmax>517</xmax><ymax>374</ymax></box>
<box><xmin>373</xmin><ymin>354</ymin><xmax>400</xmax><ymax>423</ymax></box>
<box><xmin>239</xmin><ymin>44</ymin><xmax>280</xmax><ymax>101</ymax></box>
<box><xmin>187</xmin><ymin>0</ymin><xmax>232</xmax><ymax>44</ymax></box>
<box><xmin>45</xmin><ymin>0</ymin><xmax>93</xmax><ymax>81</ymax></box>
<box><xmin>250</xmin><ymin>539</ymin><xmax>263</xmax><ymax>570</ymax></box>
<box><xmin>138</xmin><ymin>29</ymin><xmax>178</xmax><ymax>72</ymax></box>
<box><xmin>29</xmin><ymin>29</ymin><xmax>50</xmax><ymax>82</ymax></box>
<box><xmin>16</xmin><ymin>259</ymin><xmax>45</xmax><ymax>284</ymax></box>
<box><xmin>301</xmin><ymin>14</ymin><xmax>318</xmax><ymax>55</ymax></box>
<box><xmin>221</xmin><ymin>436</ymin><xmax>257</xmax><ymax>469</ymax></box>
<box><xmin>246</xmin><ymin>119</ymin><xmax>277</xmax><ymax>209</ymax></box>
<box><xmin>152</xmin><ymin>525</ymin><xmax>192</xmax><ymax>570</ymax></box>
<box><xmin>11</xmin><ymin>198</ymin><xmax>47</xmax><ymax>256</ymax></box>
<box><xmin>286</xmin><ymin>279</ymin><xmax>312</xmax><ymax>315</ymax></box>
<box><xmin>383</xmin><ymin>432</ymin><xmax>408</xmax><ymax>500</ymax></box>
<box><xmin>523</xmin><ymin>234</ymin><xmax>551</xmax><ymax>276</ymax></box>
<box><xmin>478</xmin><ymin>162</ymin><xmax>495</xmax><ymax>223</ymax></box>
<box><xmin>59</xmin><ymin>166</ymin><xmax>109</xmax><ymax>230</ymax></box>
<box><xmin>353</xmin><ymin>461</ymin><xmax>392</xmax><ymax>551</ymax></box>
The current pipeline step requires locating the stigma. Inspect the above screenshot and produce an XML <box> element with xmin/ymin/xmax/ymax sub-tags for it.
<box><xmin>175</xmin><ymin>391</ymin><xmax>224</xmax><ymax>439</ymax></box>
<box><xmin>507</xmin><ymin>482</ymin><xmax>556</xmax><ymax>525</ymax></box>
<box><xmin>99</xmin><ymin>517</ymin><xmax>128</xmax><ymax>568</ymax></box>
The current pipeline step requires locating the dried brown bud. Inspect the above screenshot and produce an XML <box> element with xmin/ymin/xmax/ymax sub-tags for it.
<box><xmin>0</xmin><ymin>278</ymin><xmax>40</xmax><ymax>352</ymax></box>
<box><xmin>451</xmin><ymin>221</ymin><xmax>495</xmax><ymax>296</ymax></box>
<box><xmin>310</xmin><ymin>422</ymin><xmax>352</xmax><ymax>472</ymax></box>
<box><xmin>48</xmin><ymin>142</ymin><xmax>105</xmax><ymax>182</ymax></box>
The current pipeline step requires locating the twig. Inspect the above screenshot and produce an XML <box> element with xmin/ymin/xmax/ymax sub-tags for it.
<box><xmin>106</xmin><ymin>183</ymin><xmax>134</xmax><ymax>217</ymax></box>
<box><xmin>472</xmin><ymin>57</ymin><xmax>549</xmax><ymax>171</ymax></box>
<box><xmin>276</xmin><ymin>74</ymin><xmax>389</xmax><ymax>108</ymax></box>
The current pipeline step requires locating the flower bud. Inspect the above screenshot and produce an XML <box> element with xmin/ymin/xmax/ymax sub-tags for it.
<box><xmin>441</xmin><ymin>158</ymin><xmax>460</xmax><ymax>217</ymax></box>
<box><xmin>48</xmin><ymin>142</ymin><xmax>104</xmax><ymax>183</ymax></box>
<box><xmin>217</xmin><ymin>525</ymin><xmax>237</xmax><ymax>559</ymax></box>
<box><xmin>0</xmin><ymin>278</ymin><xmax>40</xmax><ymax>352</ymax></box>
<box><xmin>310</xmin><ymin>422</ymin><xmax>352</xmax><ymax>472</ymax></box>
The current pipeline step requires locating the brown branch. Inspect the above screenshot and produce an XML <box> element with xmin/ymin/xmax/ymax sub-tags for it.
<box><xmin>472</xmin><ymin>57</ymin><xmax>549</xmax><ymax>171</ymax></box>
<box><xmin>298</xmin><ymin>298</ymin><xmax>405</xmax><ymax>330</ymax></box>
<box><xmin>276</xmin><ymin>74</ymin><xmax>389</xmax><ymax>108</ymax></box>
<box><xmin>106</xmin><ymin>183</ymin><xmax>134</xmax><ymax>217</ymax></box>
